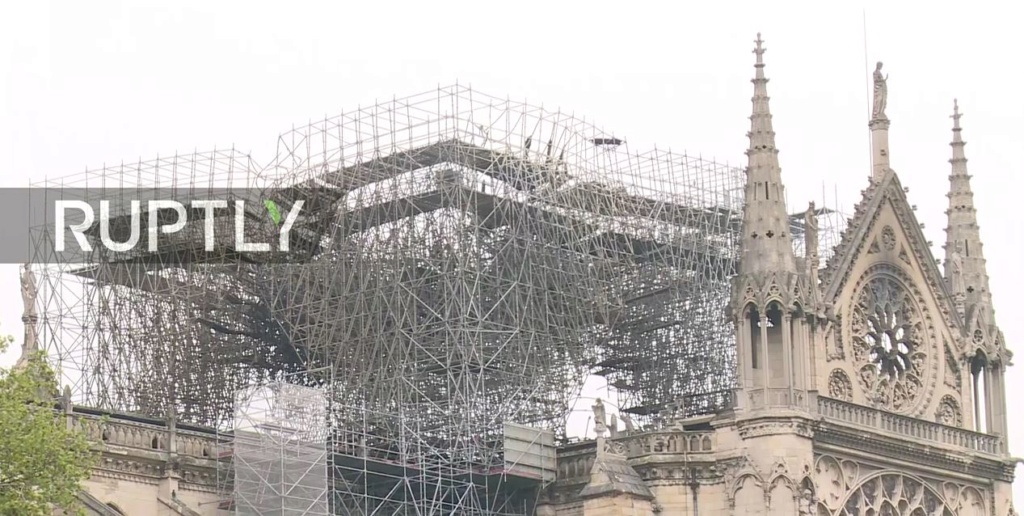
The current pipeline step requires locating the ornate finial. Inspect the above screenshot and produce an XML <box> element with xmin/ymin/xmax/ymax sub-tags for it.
<box><xmin>951</xmin><ymin>99</ymin><xmax>962</xmax><ymax>129</ymax></box>
<box><xmin>753</xmin><ymin>33</ymin><xmax>766</xmax><ymax>64</ymax></box>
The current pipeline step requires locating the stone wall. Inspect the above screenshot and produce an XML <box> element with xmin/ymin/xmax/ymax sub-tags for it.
<box><xmin>70</xmin><ymin>407</ymin><xmax>222</xmax><ymax>515</ymax></box>
<box><xmin>544</xmin><ymin>398</ymin><xmax>1014</xmax><ymax>516</ymax></box>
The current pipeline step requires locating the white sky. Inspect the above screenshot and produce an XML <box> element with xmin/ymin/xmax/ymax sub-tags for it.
<box><xmin>2</xmin><ymin>0</ymin><xmax>1021</xmax><ymax>505</ymax></box>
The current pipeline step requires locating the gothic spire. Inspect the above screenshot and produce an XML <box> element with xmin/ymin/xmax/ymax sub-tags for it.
<box><xmin>943</xmin><ymin>100</ymin><xmax>995</xmax><ymax>326</ymax></box>
<box><xmin>739</xmin><ymin>33</ymin><xmax>796</xmax><ymax>275</ymax></box>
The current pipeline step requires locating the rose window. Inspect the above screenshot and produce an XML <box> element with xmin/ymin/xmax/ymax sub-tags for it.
<box><xmin>865</xmin><ymin>301</ymin><xmax>913</xmax><ymax>378</ymax></box>
<box><xmin>851</xmin><ymin>276</ymin><xmax>928</xmax><ymax>414</ymax></box>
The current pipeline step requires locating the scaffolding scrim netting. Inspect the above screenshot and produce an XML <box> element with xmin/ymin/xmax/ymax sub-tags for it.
<box><xmin>232</xmin><ymin>382</ymin><xmax>330</xmax><ymax>515</ymax></box>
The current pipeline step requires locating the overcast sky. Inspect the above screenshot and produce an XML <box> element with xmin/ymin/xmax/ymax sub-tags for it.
<box><xmin>2</xmin><ymin>0</ymin><xmax>1021</xmax><ymax>504</ymax></box>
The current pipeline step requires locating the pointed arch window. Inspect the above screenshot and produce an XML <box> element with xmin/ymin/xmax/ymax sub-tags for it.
<box><xmin>748</xmin><ymin>307</ymin><xmax>761</xmax><ymax>369</ymax></box>
<box><xmin>970</xmin><ymin>350</ymin><xmax>989</xmax><ymax>433</ymax></box>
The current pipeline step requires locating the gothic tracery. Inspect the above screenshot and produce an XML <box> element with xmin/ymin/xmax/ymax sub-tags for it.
<box><xmin>850</xmin><ymin>273</ymin><xmax>930</xmax><ymax>414</ymax></box>
<box><xmin>815</xmin><ymin>454</ymin><xmax>990</xmax><ymax>516</ymax></box>
<box><xmin>881</xmin><ymin>225</ymin><xmax>897</xmax><ymax>251</ymax></box>
<box><xmin>840</xmin><ymin>474</ymin><xmax>955</xmax><ymax>516</ymax></box>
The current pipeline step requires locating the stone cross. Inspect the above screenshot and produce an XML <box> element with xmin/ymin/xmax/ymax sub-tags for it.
<box><xmin>753</xmin><ymin>33</ymin><xmax>766</xmax><ymax>62</ymax></box>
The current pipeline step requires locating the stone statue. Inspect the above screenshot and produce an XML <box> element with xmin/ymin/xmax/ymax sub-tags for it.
<box><xmin>59</xmin><ymin>385</ymin><xmax>73</xmax><ymax>414</ymax></box>
<box><xmin>619</xmin><ymin>413</ymin><xmax>635</xmax><ymax>433</ymax></box>
<box><xmin>949</xmin><ymin>241</ymin><xmax>966</xmax><ymax>296</ymax></box>
<box><xmin>798</xmin><ymin>488</ymin><xmax>814</xmax><ymax>515</ymax></box>
<box><xmin>805</xmin><ymin>202</ymin><xmax>819</xmax><ymax>270</ymax></box>
<box><xmin>607</xmin><ymin>413</ymin><xmax>618</xmax><ymax>438</ymax></box>
<box><xmin>20</xmin><ymin>264</ymin><xmax>37</xmax><ymax>318</ymax></box>
<box><xmin>592</xmin><ymin>398</ymin><xmax>607</xmax><ymax>437</ymax></box>
<box><xmin>16</xmin><ymin>263</ymin><xmax>40</xmax><ymax>368</ymax></box>
<box><xmin>872</xmin><ymin>62</ymin><xmax>888</xmax><ymax>120</ymax></box>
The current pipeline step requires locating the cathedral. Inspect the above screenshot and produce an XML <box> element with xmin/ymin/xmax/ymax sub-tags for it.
<box><xmin>53</xmin><ymin>33</ymin><xmax>1017</xmax><ymax>515</ymax></box>
<box><xmin>537</xmin><ymin>34</ymin><xmax>1018</xmax><ymax>515</ymax></box>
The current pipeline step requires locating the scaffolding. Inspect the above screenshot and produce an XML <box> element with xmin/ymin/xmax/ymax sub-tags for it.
<box><xmin>28</xmin><ymin>85</ymin><xmax>844</xmax><ymax>514</ymax></box>
<box><xmin>229</xmin><ymin>379</ymin><xmax>331</xmax><ymax>515</ymax></box>
<box><xmin>28</xmin><ymin>149</ymin><xmax>268</xmax><ymax>424</ymax></box>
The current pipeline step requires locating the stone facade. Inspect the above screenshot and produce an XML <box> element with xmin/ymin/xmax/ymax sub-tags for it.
<box><xmin>68</xmin><ymin>406</ymin><xmax>222</xmax><ymax>515</ymax></box>
<box><xmin>72</xmin><ymin>34</ymin><xmax>1017</xmax><ymax>516</ymax></box>
<box><xmin>539</xmin><ymin>35</ymin><xmax>1017</xmax><ymax>516</ymax></box>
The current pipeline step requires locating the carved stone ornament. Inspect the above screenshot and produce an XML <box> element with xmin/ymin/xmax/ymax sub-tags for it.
<box><xmin>843</xmin><ymin>474</ymin><xmax>954</xmax><ymax>515</ymax></box>
<box><xmin>973</xmin><ymin>328</ymin><xmax>985</xmax><ymax>345</ymax></box>
<box><xmin>880</xmin><ymin>225</ymin><xmax>897</xmax><ymax>251</ymax></box>
<box><xmin>944</xmin><ymin>347</ymin><xmax>962</xmax><ymax>393</ymax></box>
<box><xmin>868</xmin><ymin>239</ymin><xmax>881</xmax><ymax>254</ymax></box>
<box><xmin>935</xmin><ymin>395</ymin><xmax>963</xmax><ymax>428</ymax></box>
<box><xmin>738</xmin><ymin>420</ymin><xmax>813</xmax><ymax>439</ymax></box>
<box><xmin>815</xmin><ymin>454</ymin><xmax>989</xmax><ymax>516</ymax></box>
<box><xmin>798</xmin><ymin>485</ymin><xmax>815</xmax><ymax>516</ymax></box>
<box><xmin>828</xmin><ymin>369</ymin><xmax>853</xmax><ymax>401</ymax></box>
<box><xmin>849</xmin><ymin>266</ymin><xmax>936</xmax><ymax>416</ymax></box>
<box><xmin>600</xmin><ymin>437</ymin><xmax>627</xmax><ymax>457</ymax></box>
<box><xmin>898</xmin><ymin>245</ymin><xmax>912</xmax><ymax>265</ymax></box>
<box><xmin>725</xmin><ymin>455</ymin><xmax>817</xmax><ymax>512</ymax></box>
<box><xmin>828</xmin><ymin>312</ymin><xmax>846</xmax><ymax>361</ymax></box>
<box><xmin>733</xmin><ymin>272</ymin><xmax>804</xmax><ymax>315</ymax></box>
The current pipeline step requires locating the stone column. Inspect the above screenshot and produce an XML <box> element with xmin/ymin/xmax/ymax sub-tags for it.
<box><xmin>738</xmin><ymin>315</ymin><xmax>751</xmax><ymax>388</ymax></box>
<box><xmin>792</xmin><ymin>317</ymin><xmax>806</xmax><ymax>391</ymax></box>
<box><xmin>782</xmin><ymin>313</ymin><xmax>793</xmax><ymax>405</ymax></box>
<box><xmin>159</xmin><ymin>412</ymin><xmax>180</xmax><ymax>501</ymax></box>
<box><xmin>991</xmin><ymin>365</ymin><xmax>1007</xmax><ymax>437</ymax></box>
<box><xmin>870</xmin><ymin>119</ymin><xmax>891</xmax><ymax>182</ymax></box>
<box><xmin>972</xmin><ymin>369</ymin><xmax>982</xmax><ymax>431</ymax></box>
<box><xmin>760</xmin><ymin>313</ymin><xmax>770</xmax><ymax>406</ymax></box>
<box><xmin>984</xmin><ymin>365</ymin><xmax>994</xmax><ymax>433</ymax></box>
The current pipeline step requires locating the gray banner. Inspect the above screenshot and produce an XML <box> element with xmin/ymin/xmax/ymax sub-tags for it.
<box><xmin>0</xmin><ymin>188</ymin><xmax>317</xmax><ymax>264</ymax></box>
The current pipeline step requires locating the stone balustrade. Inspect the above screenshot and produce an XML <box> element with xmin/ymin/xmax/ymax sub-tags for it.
<box><xmin>70</xmin><ymin>408</ymin><xmax>219</xmax><ymax>459</ymax></box>
<box><xmin>746</xmin><ymin>387</ymin><xmax>810</xmax><ymax>411</ymax></box>
<box><xmin>555</xmin><ymin>441</ymin><xmax>597</xmax><ymax>482</ymax></box>
<box><xmin>619</xmin><ymin>430</ymin><xmax>715</xmax><ymax>457</ymax></box>
<box><xmin>66</xmin><ymin>407</ymin><xmax>222</xmax><ymax>491</ymax></box>
<box><xmin>554</xmin><ymin>429</ymin><xmax>716</xmax><ymax>483</ymax></box>
<box><xmin>817</xmin><ymin>396</ymin><xmax>1003</xmax><ymax>456</ymax></box>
